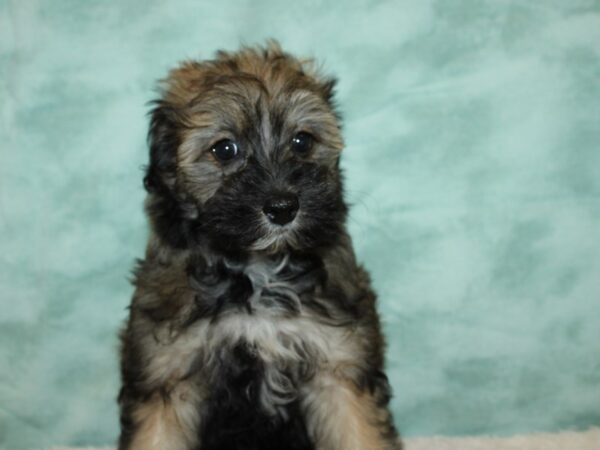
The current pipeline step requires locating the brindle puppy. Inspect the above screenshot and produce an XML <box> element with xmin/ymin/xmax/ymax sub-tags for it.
<box><xmin>118</xmin><ymin>42</ymin><xmax>401</xmax><ymax>450</ymax></box>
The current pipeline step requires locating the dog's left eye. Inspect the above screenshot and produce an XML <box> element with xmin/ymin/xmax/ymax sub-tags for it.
<box><xmin>291</xmin><ymin>132</ymin><xmax>314</xmax><ymax>156</ymax></box>
<box><xmin>211</xmin><ymin>139</ymin><xmax>239</xmax><ymax>162</ymax></box>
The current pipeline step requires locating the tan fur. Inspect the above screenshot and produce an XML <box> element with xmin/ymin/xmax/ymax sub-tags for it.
<box><xmin>128</xmin><ymin>382</ymin><xmax>202</xmax><ymax>450</ymax></box>
<box><xmin>303</xmin><ymin>374</ymin><xmax>397</xmax><ymax>450</ymax></box>
<box><xmin>163</xmin><ymin>41</ymin><xmax>343</xmax><ymax>171</ymax></box>
<box><xmin>142</xmin><ymin>300</ymin><xmax>361</xmax><ymax>390</ymax></box>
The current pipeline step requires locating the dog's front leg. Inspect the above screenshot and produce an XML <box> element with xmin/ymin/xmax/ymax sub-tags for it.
<box><xmin>118</xmin><ymin>379</ymin><xmax>202</xmax><ymax>450</ymax></box>
<box><xmin>302</xmin><ymin>371</ymin><xmax>401</xmax><ymax>450</ymax></box>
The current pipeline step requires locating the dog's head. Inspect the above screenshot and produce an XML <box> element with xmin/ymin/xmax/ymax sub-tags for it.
<box><xmin>144</xmin><ymin>43</ymin><xmax>347</xmax><ymax>255</ymax></box>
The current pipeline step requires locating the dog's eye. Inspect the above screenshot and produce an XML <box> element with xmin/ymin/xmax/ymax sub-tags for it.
<box><xmin>211</xmin><ymin>139</ymin><xmax>239</xmax><ymax>162</ymax></box>
<box><xmin>291</xmin><ymin>132</ymin><xmax>314</xmax><ymax>156</ymax></box>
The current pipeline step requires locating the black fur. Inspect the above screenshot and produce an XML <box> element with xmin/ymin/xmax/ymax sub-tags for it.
<box><xmin>200</xmin><ymin>342</ymin><xmax>315</xmax><ymax>450</ymax></box>
<box><xmin>184</xmin><ymin>252</ymin><xmax>332</xmax><ymax>324</ymax></box>
<box><xmin>200</xmin><ymin>157</ymin><xmax>347</xmax><ymax>254</ymax></box>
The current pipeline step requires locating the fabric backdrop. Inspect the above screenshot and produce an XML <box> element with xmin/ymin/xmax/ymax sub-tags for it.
<box><xmin>1</xmin><ymin>0</ymin><xmax>599</xmax><ymax>449</ymax></box>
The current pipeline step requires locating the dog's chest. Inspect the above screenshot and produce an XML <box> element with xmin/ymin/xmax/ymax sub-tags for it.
<box><xmin>199</xmin><ymin>322</ymin><xmax>317</xmax><ymax>450</ymax></box>
<box><xmin>190</xmin><ymin>258</ymin><xmax>328</xmax><ymax>449</ymax></box>
<box><xmin>143</xmin><ymin>256</ymin><xmax>355</xmax><ymax>449</ymax></box>
<box><xmin>148</xmin><ymin>254</ymin><xmax>357</xmax><ymax>391</ymax></box>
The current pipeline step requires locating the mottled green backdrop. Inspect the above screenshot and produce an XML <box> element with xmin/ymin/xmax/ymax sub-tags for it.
<box><xmin>1</xmin><ymin>0</ymin><xmax>599</xmax><ymax>448</ymax></box>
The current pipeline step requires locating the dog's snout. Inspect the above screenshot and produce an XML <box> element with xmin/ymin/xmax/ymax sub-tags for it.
<box><xmin>263</xmin><ymin>193</ymin><xmax>299</xmax><ymax>226</ymax></box>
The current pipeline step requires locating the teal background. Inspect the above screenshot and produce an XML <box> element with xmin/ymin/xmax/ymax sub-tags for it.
<box><xmin>1</xmin><ymin>0</ymin><xmax>599</xmax><ymax>448</ymax></box>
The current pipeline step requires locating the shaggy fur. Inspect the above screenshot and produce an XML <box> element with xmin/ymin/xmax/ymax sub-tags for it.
<box><xmin>118</xmin><ymin>42</ymin><xmax>401</xmax><ymax>450</ymax></box>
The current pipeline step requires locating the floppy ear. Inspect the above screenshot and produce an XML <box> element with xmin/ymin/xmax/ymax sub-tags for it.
<box><xmin>144</xmin><ymin>101</ymin><xmax>179</xmax><ymax>193</ymax></box>
<box><xmin>143</xmin><ymin>102</ymin><xmax>201</xmax><ymax>249</ymax></box>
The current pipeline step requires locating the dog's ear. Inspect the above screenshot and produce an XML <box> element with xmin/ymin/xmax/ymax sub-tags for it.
<box><xmin>144</xmin><ymin>102</ymin><xmax>201</xmax><ymax>249</ymax></box>
<box><xmin>313</xmin><ymin>75</ymin><xmax>341</xmax><ymax>125</ymax></box>
<box><xmin>144</xmin><ymin>101</ymin><xmax>179</xmax><ymax>193</ymax></box>
<box><xmin>320</xmin><ymin>77</ymin><xmax>337</xmax><ymax>104</ymax></box>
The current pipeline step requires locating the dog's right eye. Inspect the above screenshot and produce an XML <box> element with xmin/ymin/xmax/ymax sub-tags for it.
<box><xmin>211</xmin><ymin>139</ymin><xmax>239</xmax><ymax>162</ymax></box>
<box><xmin>291</xmin><ymin>132</ymin><xmax>314</xmax><ymax>156</ymax></box>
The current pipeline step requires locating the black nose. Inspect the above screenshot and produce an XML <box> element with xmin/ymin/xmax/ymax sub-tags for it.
<box><xmin>263</xmin><ymin>193</ymin><xmax>299</xmax><ymax>226</ymax></box>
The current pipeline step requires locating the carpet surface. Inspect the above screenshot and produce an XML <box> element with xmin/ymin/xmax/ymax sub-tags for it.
<box><xmin>1</xmin><ymin>0</ymin><xmax>599</xmax><ymax>449</ymax></box>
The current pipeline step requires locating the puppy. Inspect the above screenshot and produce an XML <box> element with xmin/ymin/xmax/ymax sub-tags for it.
<box><xmin>118</xmin><ymin>42</ymin><xmax>401</xmax><ymax>450</ymax></box>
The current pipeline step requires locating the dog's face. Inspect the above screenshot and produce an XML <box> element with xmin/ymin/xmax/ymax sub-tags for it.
<box><xmin>145</xmin><ymin>44</ymin><xmax>347</xmax><ymax>254</ymax></box>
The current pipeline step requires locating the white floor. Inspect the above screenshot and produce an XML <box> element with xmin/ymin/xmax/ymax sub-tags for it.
<box><xmin>406</xmin><ymin>427</ymin><xmax>600</xmax><ymax>449</ymax></box>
